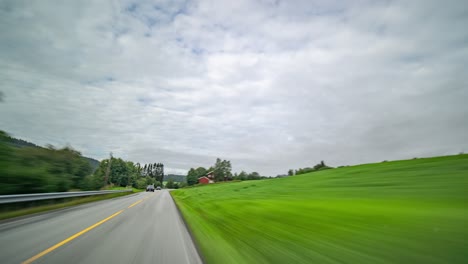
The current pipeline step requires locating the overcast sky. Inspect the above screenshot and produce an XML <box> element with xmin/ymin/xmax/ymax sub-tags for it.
<box><xmin>1</xmin><ymin>0</ymin><xmax>467</xmax><ymax>175</ymax></box>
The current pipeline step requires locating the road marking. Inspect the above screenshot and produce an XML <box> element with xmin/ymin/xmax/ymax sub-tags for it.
<box><xmin>22</xmin><ymin>210</ymin><xmax>124</xmax><ymax>264</ymax></box>
<box><xmin>128</xmin><ymin>192</ymin><xmax>155</xmax><ymax>208</ymax></box>
<box><xmin>22</xmin><ymin>194</ymin><xmax>156</xmax><ymax>263</ymax></box>
<box><xmin>128</xmin><ymin>199</ymin><xmax>143</xmax><ymax>208</ymax></box>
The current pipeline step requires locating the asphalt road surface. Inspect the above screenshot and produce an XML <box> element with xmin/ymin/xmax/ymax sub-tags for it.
<box><xmin>0</xmin><ymin>191</ymin><xmax>203</xmax><ymax>264</ymax></box>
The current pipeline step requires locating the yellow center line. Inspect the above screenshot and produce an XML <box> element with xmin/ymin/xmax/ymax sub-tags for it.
<box><xmin>22</xmin><ymin>210</ymin><xmax>124</xmax><ymax>264</ymax></box>
<box><xmin>129</xmin><ymin>192</ymin><xmax>155</xmax><ymax>208</ymax></box>
<box><xmin>127</xmin><ymin>199</ymin><xmax>143</xmax><ymax>208</ymax></box>
<box><xmin>22</xmin><ymin>193</ymin><xmax>156</xmax><ymax>263</ymax></box>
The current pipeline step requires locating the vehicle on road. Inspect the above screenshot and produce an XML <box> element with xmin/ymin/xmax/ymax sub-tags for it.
<box><xmin>146</xmin><ymin>185</ymin><xmax>155</xmax><ymax>192</ymax></box>
<box><xmin>156</xmin><ymin>186</ymin><xmax>161</xmax><ymax>190</ymax></box>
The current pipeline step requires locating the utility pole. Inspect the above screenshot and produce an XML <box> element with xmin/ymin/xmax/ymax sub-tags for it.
<box><xmin>104</xmin><ymin>152</ymin><xmax>113</xmax><ymax>186</ymax></box>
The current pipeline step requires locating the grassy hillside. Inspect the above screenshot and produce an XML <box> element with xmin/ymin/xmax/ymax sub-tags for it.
<box><xmin>0</xmin><ymin>131</ymin><xmax>100</xmax><ymax>194</ymax></box>
<box><xmin>171</xmin><ymin>154</ymin><xmax>468</xmax><ymax>264</ymax></box>
<box><xmin>3</xmin><ymin>133</ymin><xmax>100</xmax><ymax>171</ymax></box>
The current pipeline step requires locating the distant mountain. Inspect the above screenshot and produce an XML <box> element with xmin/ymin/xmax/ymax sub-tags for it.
<box><xmin>164</xmin><ymin>174</ymin><xmax>186</xmax><ymax>182</ymax></box>
<box><xmin>83</xmin><ymin>157</ymin><xmax>100</xmax><ymax>172</ymax></box>
<box><xmin>3</xmin><ymin>134</ymin><xmax>100</xmax><ymax>172</ymax></box>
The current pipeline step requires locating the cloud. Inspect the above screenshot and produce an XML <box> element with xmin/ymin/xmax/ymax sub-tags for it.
<box><xmin>1</xmin><ymin>0</ymin><xmax>467</xmax><ymax>175</ymax></box>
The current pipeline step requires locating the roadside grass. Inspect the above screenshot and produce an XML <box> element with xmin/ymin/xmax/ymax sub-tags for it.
<box><xmin>0</xmin><ymin>191</ymin><xmax>133</xmax><ymax>221</ymax></box>
<box><xmin>171</xmin><ymin>154</ymin><xmax>468</xmax><ymax>264</ymax></box>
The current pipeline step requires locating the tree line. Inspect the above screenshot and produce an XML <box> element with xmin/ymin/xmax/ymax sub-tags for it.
<box><xmin>186</xmin><ymin>158</ymin><xmax>268</xmax><ymax>186</ymax></box>
<box><xmin>288</xmin><ymin>160</ymin><xmax>333</xmax><ymax>176</ymax></box>
<box><xmin>83</xmin><ymin>159</ymin><xmax>165</xmax><ymax>190</ymax></box>
<box><xmin>0</xmin><ymin>131</ymin><xmax>93</xmax><ymax>194</ymax></box>
<box><xmin>140</xmin><ymin>163</ymin><xmax>164</xmax><ymax>185</ymax></box>
<box><xmin>0</xmin><ymin>130</ymin><xmax>167</xmax><ymax>194</ymax></box>
<box><xmin>165</xmin><ymin>178</ymin><xmax>187</xmax><ymax>189</ymax></box>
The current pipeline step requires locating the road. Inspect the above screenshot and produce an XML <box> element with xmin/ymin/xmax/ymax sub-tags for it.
<box><xmin>0</xmin><ymin>191</ymin><xmax>203</xmax><ymax>264</ymax></box>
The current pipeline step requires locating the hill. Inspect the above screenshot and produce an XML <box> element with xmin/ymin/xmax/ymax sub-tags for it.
<box><xmin>164</xmin><ymin>174</ymin><xmax>186</xmax><ymax>182</ymax></box>
<box><xmin>3</xmin><ymin>134</ymin><xmax>100</xmax><ymax>171</ymax></box>
<box><xmin>83</xmin><ymin>157</ymin><xmax>100</xmax><ymax>172</ymax></box>
<box><xmin>172</xmin><ymin>154</ymin><xmax>468</xmax><ymax>264</ymax></box>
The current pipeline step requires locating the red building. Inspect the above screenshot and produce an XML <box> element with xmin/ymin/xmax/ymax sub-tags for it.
<box><xmin>198</xmin><ymin>176</ymin><xmax>212</xmax><ymax>184</ymax></box>
<box><xmin>199</xmin><ymin>171</ymin><xmax>215</xmax><ymax>184</ymax></box>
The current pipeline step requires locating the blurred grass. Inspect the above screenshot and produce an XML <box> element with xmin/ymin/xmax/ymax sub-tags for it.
<box><xmin>0</xmin><ymin>191</ymin><xmax>133</xmax><ymax>221</ymax></box>
<box><xmin>172</xmin><ymin>154</ymin><xmax>468</xmax><ymax>264</ymax></box>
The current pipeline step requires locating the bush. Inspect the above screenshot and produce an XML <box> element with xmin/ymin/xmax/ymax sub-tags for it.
<box><xmin>166</xmin><ymin>179</ymin><xmax>175</xmax><ymax>189</ymax></box>
<box><xmin>145</xmin><ymin>177</ymin><xmax>155</xmax><ymax>185</ymax></box>
<box><xmin>135</xmin><ymin>178</ymin><xmax>147</xmax><ymax>189</ymax></box>
<box><xmin>154</xmin><ymin>181</ymin><xmax>162</xmax><ymax>188</ymax></box>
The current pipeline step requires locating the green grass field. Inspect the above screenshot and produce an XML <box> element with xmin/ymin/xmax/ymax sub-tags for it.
<box><xmin>171</xmin><ymin>154</ymin><xmax>468</xmax><ymax>264</ymax></box>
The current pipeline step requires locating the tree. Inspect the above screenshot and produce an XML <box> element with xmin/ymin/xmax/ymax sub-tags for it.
<box><xmin>288</xmin><ymin>169</ymin><xmax>294</xmax><ymax>176</ymax></box>
<box><xmin>213</xmin><ymin>158</ymin><xmax>232</xmax><ymax>182</ymax></box>
<box><xmin>145</xmin><ymin>177</ymin><xmax>155</xmax><ymax>185</ymax></box>
<box><xmin>247</xmin><ymin>171</ymin><xmax>260</xmax><ymax>180</ymax></box>
<box><xmin>148</xmin><ymin>163</ymin><xmax>153</xmax><ymax>177</ymax></box>
<box><xmin>154</xmin><ymin>181</ymin><xmax>162</xmax><ymax>188</ymax></box>
<box><xmin>238</xmin><ymin>171</ymin><xmax>248</xmax><ymax>181</ymax></box>
<box><xmin>154</xmin><ymin>163</ymin><xmax>164</xmax><ymax>184</ymax></box>
<box><xmin>186</xmin><ymin>166</ymin><xmax>207</xmax><ymax>186</ymax></box>
<box><xmin>135</xmin><ymin>163</ymin><xmax>141</xmax><ymax>174</ymax></box>
<box><xmin>105</xmin><ymin>157</ymin><xmax>132</xmax><ymax>187</ymax></box>
<box><xmin>141</xmin><ymin>162</ymin><xmax>164</xmax><ymax>182</ymax></box>
<box><xmin>135</xmin><ymin>178</ymin><xmax>147</xmax><ymax>189</ymax></box>
<box><xmin>195</xmin><ymin>167</ymin><xmax>207</xmax><ymax>177</ymax></box>
<box><xmin>186</xmin><ymin>168</ymin><xmax>198</xmax><ymax>186</ymax></box>
<box><xmin>295</xmin><ymin>167</ymin><xmax>314</xmax><ymax>175</ymax></box>
<box><xmin>166</xmin><ymin>179</ymin><xmax>175</xmax><ymax>189</ymax></box>
<box><xmin>125</xmin><ymin>161</ymin><xmax>135</xmax><ymax>187</ymax></box>
<box><xmin>293</xmin><ymin>161</ymin><xmax>333</xmax><ymax>175</ymax></box>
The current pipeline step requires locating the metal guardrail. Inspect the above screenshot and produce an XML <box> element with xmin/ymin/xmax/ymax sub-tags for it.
<box><xmin>0</xmin><ymin>190</ymin><xmax>133</xmax><ymax>204</ymax></box>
